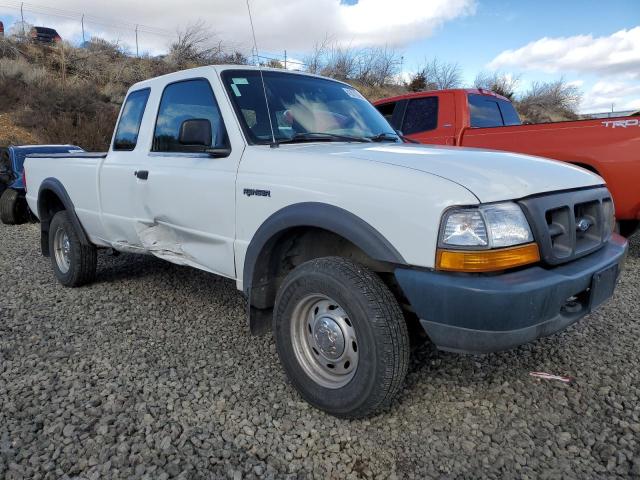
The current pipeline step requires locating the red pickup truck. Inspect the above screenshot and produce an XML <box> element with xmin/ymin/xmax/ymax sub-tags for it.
<box><xmin>374</xmin><ymin>89</ymin><xmax>640</xmax><ymax>236</ymax></box>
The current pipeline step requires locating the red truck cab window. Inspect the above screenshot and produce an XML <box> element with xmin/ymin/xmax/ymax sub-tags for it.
<box><xmin>377</xmin><ymin>93</ymin><xmax>456</xmax><ymax>145</ymax></box>
<box><xmin>468</xmin><ymin>94</ymin><xmax>521</xmax><ymax>127</ymax></box>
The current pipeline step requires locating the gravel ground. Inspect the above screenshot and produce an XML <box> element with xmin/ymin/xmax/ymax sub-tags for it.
<box><xmin>1</xmin><ymin>223</ymin><xmax>639</xmax><ymax>479</ymax></box>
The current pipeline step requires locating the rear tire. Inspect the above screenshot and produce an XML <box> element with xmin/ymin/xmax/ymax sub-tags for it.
<box><xmin>617</xmin><ymin>220</ymin><xmax>639</xmax><ymax>238</ymax></box>
<box><xmin>274</xmin><ymin>257</ymin><xmax>410</xmax><ymax>418</ymax></box>
<box><xmin>48</xmin><ymin>211</ymin><xmax>97</xmax><ymax>287</ymax></box>
<box><xmin>0</xmin><ymin>189</ymin><xmax>28</xmax><ymax>225</ymax></box>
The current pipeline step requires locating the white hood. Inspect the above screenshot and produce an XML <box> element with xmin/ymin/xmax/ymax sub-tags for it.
<box><xmin>285</xmin><ymin>143</ymin><xmax>604</xmax><ymax>203</ymax></box>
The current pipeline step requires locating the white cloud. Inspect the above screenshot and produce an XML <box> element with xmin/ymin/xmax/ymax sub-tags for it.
<box><xmin>488</xmin><ymin>27</ymin><xmax>640</xmax><ymax>79</ymax></box>
<box><xmin>0</xmin><ymin>0</ymin><xmax>476</xmax><ymax>55</ymax></box>
<box><xmin>580</xmin><ymin>80</ymin><xmax>640</xmax><ymax>113</ymax></box>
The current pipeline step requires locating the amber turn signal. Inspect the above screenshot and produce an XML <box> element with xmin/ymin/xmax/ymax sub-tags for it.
<box><xmin>436</xmin><ymin>243</ymin><xmax>541</xmax><ymax>272</ymax></box>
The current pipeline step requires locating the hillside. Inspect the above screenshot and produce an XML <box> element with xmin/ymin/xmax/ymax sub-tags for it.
<box><xmin>0</xmin><ymin>38</ymin><xmax>186</xmax><ymax>150</ymax></box>
<box><xmin>0</xmin><ymin>36</ymin><xmax>580</xmax><ymax>150</ymax></box>
<box><xmin>0</xmin><ymin>37</ymin><xmax>408</xmax><ymax>151</ymax></box>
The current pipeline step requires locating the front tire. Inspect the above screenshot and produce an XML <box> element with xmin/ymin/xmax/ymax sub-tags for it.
<box><xmin>48</xmin><ymin>211</ymin><xmax>97</xmax><ymax>287</ymax></box>
<box><xmin>0</xmin><ymin>189</ymin><xmax>28</xmax><ymax>225</ymax></box>
<box><xmin>274</xmin><ymin>257</ymin><xmax>410</xmax><ymax>418</ymax></box>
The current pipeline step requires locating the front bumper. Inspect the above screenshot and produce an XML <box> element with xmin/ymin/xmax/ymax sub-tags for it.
<box><xmin>395</xmin><ymin>235</ymin><xmax>628</xmax><ymax>354</ymax></box>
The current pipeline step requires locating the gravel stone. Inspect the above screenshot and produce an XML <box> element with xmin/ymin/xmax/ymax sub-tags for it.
<box><xmin>1</xmin><ymin>223</ymin><xmax>639</xmax><ymax>478</ymax></box>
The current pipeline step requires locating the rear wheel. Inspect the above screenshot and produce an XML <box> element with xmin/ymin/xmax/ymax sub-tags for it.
<box><xmin>0</xmin><ymin>189</ymin><xmax>28</xmax><ymax>225</ymax></box>
<box><xmin>274</xmin><ymin>257</ymin><xmax>410</xmax><ymax>418</ymax></box>
<box><xmin>49</xmin><ymin>211</ymin><xmax>97</xmax><ymax>287</ymax></box>
<box><xmin>617</xmin><ymin>220</ymin><xmax>639</xmax><ymax>238</ymax></box>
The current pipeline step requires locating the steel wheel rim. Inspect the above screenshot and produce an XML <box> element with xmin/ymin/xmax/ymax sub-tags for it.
<box><xmin>53</xmin><ymin>227</ymin><xmax>71</xmax><ymax>274</ymax></box>
<box><xmin>291</xmin><ymin>294</ymin><xmax>359</xmax><ymax>389</ymax></box>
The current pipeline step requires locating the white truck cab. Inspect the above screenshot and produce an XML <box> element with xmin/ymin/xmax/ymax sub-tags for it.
<box><xmin>25</xmin><ymin>66</ymin><xmax>628</xmax><ymax>418</ymax></box>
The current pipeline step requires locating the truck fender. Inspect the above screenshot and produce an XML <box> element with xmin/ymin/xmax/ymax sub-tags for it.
<box><xmin>243</xmin><ymin>202</ymin><xmax>407</xmax><ymax>333</ymax></box>
<box><xmin>37</xmin><ymin>178</ymin><xmax>91</xmax><ymax>256</ymax></box>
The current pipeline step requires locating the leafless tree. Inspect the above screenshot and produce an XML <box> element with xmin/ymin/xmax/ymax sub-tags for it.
<box><xmin>305</xmin><ymin>39</ymin><xmax>401</xmax><ymax>87</ymax></box>
<box><xmin>419</xmin><ymin>58</ymin><xmax>463</xmax><ymax>90</ymax></box>
<box><xmin>264</xmin><ymin>58</ymin><xmax>284</xmax><ymax>69</ymax></box>
<box><xmin>321</xmin><ymin>44</ymin><xmax>358</xmax><ymax>81</ymax></box>
<box><xmin>167</xmin><ymin>20</ymin><xmax>224</xmax><ymax>68</ymax></box>
<box><xmin>355</xmin><ymin>46</ymin><xmax>402</xmax><ymax>87</ymax></box>
<box><xmin>474</xmin><ymin>71</ymin><xmax>520</xmax><ymax>100</ymax></box>
<box><xmin>8</xmin><ymin>21</ymin><xmax>33</xmax><ymax>41</ymax></box>
<box><xmin>517</xmin><ymin>79</ymin><xmax>582</xmax><ymax>122</ymax></box>
<box><xmin>303</xmin><ymin>37</ymin><xmax>330</xmax><ymax>75</ymax></box>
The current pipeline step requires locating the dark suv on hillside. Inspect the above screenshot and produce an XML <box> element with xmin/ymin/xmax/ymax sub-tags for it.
<box><xmin>30</xmin><ymin>26</ymin><xmax>61</xmax><ymax>44</ymax></box>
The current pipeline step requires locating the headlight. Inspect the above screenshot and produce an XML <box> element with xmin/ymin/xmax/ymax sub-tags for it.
<box><xmin>437</xmin><ymin>202</ymin><xmax>539</xmax><ymax>272</ymax></box>
<box><xmin>440</xmin><ymin>202</ymin><xmax>533</xmax><ymax>249</ymax></box>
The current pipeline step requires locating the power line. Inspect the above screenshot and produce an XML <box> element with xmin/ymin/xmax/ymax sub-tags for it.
<box><xmin>0</xmin><ymin>1</ymin><xmax>172</xmax><ymax>37</ymax></box>
<box><xmin>0</xmin><ymin>1</ymin><xmax>310</xmax><ymax>69</ymax></box>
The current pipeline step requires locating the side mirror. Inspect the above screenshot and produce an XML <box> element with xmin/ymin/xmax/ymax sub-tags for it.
<box><xmin>179</xmin><ymin>119</ymin><xmax>212</xmax><ymax>147</ymax></box>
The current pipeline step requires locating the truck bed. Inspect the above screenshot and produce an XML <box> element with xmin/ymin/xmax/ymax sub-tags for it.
<box><xmin>461</xmin><ymin>118</ymin><xmax>640</xmax><ymax>220</ymax></box>
<box><xmin>27</xmin><ymin>152</ymin><xmax>108</xmax><ymax>159</ymax></box>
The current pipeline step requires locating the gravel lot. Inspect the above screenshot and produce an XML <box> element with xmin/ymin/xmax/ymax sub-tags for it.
<box><xmin>1</xmin><ymin>222</ymin><xmax>639</xmax><ymax>479</ymax></box>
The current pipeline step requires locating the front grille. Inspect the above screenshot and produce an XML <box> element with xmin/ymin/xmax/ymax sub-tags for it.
<box><xmin>518</xmin><ymin>187</ymin><xmax>612</xmax><ymax>266</ymax></box>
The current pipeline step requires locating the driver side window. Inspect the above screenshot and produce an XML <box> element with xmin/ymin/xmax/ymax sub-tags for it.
<box><xmin>152</xmin><ymin>78</ymin><xmax>228</xmax><ymax>153</ymax></box>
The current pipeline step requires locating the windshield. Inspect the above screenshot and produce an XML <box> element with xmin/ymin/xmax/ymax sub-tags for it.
<box><xmin>221</xmin><ymin>70</ymin><xmax>397</xmax><ymax>144</ymax></box>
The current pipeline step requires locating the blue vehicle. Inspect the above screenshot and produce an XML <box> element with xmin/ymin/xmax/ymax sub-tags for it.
<box><xmin>1</xmin><ymin>145</ymin><xmax>83</xmax><ymax>224</ymax></box>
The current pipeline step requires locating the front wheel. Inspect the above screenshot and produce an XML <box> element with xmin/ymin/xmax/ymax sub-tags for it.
<box><xmin>274</xmin><ymin>257</ymin><xmax>410</xmax><ymax>418</ymax></box>
<box><xmin>49</xmin><ymin>211</ymin><xmax>97</xmax><ymax>287</ymax></box>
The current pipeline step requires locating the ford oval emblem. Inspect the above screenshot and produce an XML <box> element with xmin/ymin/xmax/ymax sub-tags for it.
<box><xmin>576</xmin><ymin>218</ymin><xmax>592</xmax><ymax>232</ymax></box>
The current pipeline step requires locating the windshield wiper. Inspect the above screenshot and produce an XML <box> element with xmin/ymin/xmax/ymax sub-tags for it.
<box><xmin>369</xmin><ymin>132</ymin><xmax>419</xmax><ymax>144</ymax></box>
<box><xmin>276</xmin><ymin>132</ymin><xmax>372</xmax><ymax>145</ymax></box>
<box><xmin>368</xmin><ymin>132</ymin><xmax>400</xmax><ymax>142</ymax></box>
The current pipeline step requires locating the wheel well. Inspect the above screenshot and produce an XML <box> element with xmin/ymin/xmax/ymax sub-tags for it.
<box><xmin>247</xmin><ymin>227</ymin><xmax>399</xmax><ymax>333</ymax></box>
<box><xmin>38</xmin><ymin>189</ymin><xmax>66</xmax><ymax>256</ymax></box>
<box><xmin>571</xmin><ymin>162</ymin><xmax>599</xmax><ymax>175</ymax></box>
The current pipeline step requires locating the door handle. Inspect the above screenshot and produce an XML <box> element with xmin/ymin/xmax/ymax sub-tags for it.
<box><xmin>134</xmin><ymin>170</ymin><xmax>149</xmax><ymax>180</ymax></box>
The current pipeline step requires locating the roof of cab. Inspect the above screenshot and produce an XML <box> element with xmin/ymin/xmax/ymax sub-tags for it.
<box><xmin>128</xmin><ymin>65</ymin><xmax>348</xmax><ymax>92</ymax></box>
<box><xmin>373</xmin><ymin>88</ymin><xmax>512</xmax><ymax>105</ymax></box>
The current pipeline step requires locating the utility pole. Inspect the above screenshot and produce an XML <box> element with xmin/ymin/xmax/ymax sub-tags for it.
<box><xmin>135</xmin><ymin>25</ymin><xmax>139</xmax><ymax>58</ymax></box>
<box><xmin>20</xmin><ymin>2</ymin><xmax>25</xmax><ymax>38</ymax></box>
<box><xmin>81</xmin><ymin>14</ymin><xmax>85</xmax><ymax>45</ymax></box>
<box><xmin>284</xmin><ymin>50</ymin><xmax>287</xmax><ymax>70</ymax></box>
<box><xmin>60</xmin><ymin>42</ymin><xmax>66</xmax><ymax>90</ymax></box>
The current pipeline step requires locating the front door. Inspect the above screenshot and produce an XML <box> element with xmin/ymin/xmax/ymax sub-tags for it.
<box><xmin>135</xmin><ymin>77</ymin><xmax>239</xmax><ymax>278</ymax></box>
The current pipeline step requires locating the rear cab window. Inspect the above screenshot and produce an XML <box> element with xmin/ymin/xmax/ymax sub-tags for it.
<box><xmin>377</xmin><ymin>102</ymin><xmax>396</xmax><ymax>123</ymax></box>
<box><xmin>468</xmin><ymin>94</ymin><xmax>521</xmax><ymax>128</ymax></box>
<box><xmin>402</xmin><ymin>97</ymin><xmax>439</xmax><ymax>134</ymax></box>
<box><xmin>113</xmin><ymin>88</ymin><xmax>150</xmax><ymax>151</ymax></box>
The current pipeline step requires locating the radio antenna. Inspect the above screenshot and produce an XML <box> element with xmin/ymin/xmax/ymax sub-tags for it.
<box><xmin>246</xmin><ymin>0</ymin><xmax>277</xmax><ymax>147</ymax></box>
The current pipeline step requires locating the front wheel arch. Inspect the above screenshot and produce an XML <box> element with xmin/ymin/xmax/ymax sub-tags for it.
<box><xmin>242</xmin><ymin>203</ymin><xmax>407</xmax><ymax>334</ymax></box>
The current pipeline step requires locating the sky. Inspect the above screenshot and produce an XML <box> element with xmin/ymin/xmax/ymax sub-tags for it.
<box><xmin>0</xmin><ymin>0</ymin><xmax>638</xmax><ymax>113</ymax></box>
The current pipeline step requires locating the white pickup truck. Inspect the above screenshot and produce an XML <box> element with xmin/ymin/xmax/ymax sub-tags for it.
<box><xmin>25</xmin><ymin>66</ymin><xmax>628</xmax><ymax>418</ymax></box>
